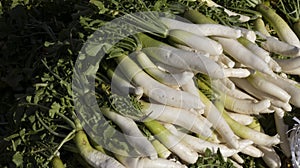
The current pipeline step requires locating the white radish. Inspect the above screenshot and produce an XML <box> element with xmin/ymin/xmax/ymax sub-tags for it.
<box><xmin>144</xmin><ymin>120</ymin><xmax>198</xmax><ymax>164</ymax></box>
<box><xmin>214</xmin><ymin>37</ymin><xmax>275</xmax><ymax>77</ymax></box>
<box><xmin>137</xmin><ymin>157</ymin><xmax>186</xmax><ymax>168</ymax></box>
<box><xmin>262</xmin><ymin>72</ymin><xmax>300</xmax><ymax>108</ymax></box>
<box><xmin>273</xmin><ymin>107</ymin><xmax>291</xmax><ymax>157</ymax></box>
<box><xmin>168</xmin><ymin>29</ymin><xmax>223</xmax><ymax>56</ymax></box>
<box><xmin>257</xmin><ymin>33</ymin><xmax>300</xmax><ymax>57</ymax></box>
<box><xmin>237</xmin><ymin>37</ymin><xmax>271</xmax><ymax>63</ymax></box>
<box><xmin>218</xmin><ymin>54</ymin><xmax>235</xmax><ymax>68</ymax></box>
<box><xmin>226</xmin><ymin>112</ymin><xmax>254</xmax><ymax>125</ymax></box>
<box><xmin>116</xmin><ymin>155</ymin><xmax>186</xmax><ymax>168</ymax></box>
<box><xmin>135</xmin><ymin>51</ymin><xmax>194</xmax><ymax>86</ymax></box>
<box><xmin>240</xmin><ymin>145</ymin><xmax>264</xmax><ymax>158</ymax></box>
<box><xmin>101</xmin><ymin>108</ymin><xmax>157</xmax><ymax>159</ymax></box>
<box><xmin>164</xmin><ymin>123</ymin><xmax>253</xmax><ymax>157</ymax></box>
<box><xmin>141</xmin><ymin>101</ymin><xmax>212</xmax><ymax>138</ymax></box>
<box><xmin>212</xmin><ymin>79</ymin><xmax>254</xmax><ymax>100</ymax></box>
<box><xmin>159</xmin><ymin>17</ymin><xmax>242</xmax><ymax>38</ymax></box>
<box><xmin>231</xmin><ymin>77</ymin><xmax>292</xmax><ymax>111</ymax></box>
<box><xmin>75</xmin><ymin>131</ymin><xmax>126</xmax><ymax>168</ymax></box>
<box><xmin>149</xmin><ymin>137</ymin><xmax>171</xmax><ymax>159</ymax></box>
<box><xmin>267</xmin><ymin>58</ymin><xmax>282</xmax><ymax>72</ymax></box>
<box><xmin>258</xmin><ymin>146</ymin><xmax>282</xmax><ymax>168</ymax></box>
<box><xmin>180</xmin><ymin>133</ymin><xmax>238</xmax><ymax>157</ymax></box>
<box><xmin>221</xmin><ymin>109</ymin><xmax>280</xmax><ymax>146</ymax></box>
<box><xmin>275</xmin><ymin>57</ymin><xmax>300</xmax><ymax>72</ymax></box>
<box><xmin>198</xmin><ymin>90</ymin><xmax>240</xmax><ymax>149</ymax></box>
<box><xmin>256</xmin><ymin>3</ymin><xmax>300</xmax><ymax>47</ymax></box>
<box><xmin>155</xmin><ymin>61</ymin><xmax>187</xmax><ymax>74</ymax></box>
<box><xmin>116</xmin><ymin>54</ymin><xmax>205</xmax><ymax>110</ymax></box>
<box><xmin>281</xmin><ymin>67</ymin><xmax>300</xmax><ymax>75</ymax></box>
<box><xmin>142</xmin><ymin>46</ymin><xmax>226</xmax><ymax>78</ymax></box>
<box><xmin>219</xmin><ymin>78</ymin><xmax>236</xmax><ymax>90</ymax></box>
<box><xmin>247</xmin><ymin>72</ymin><xmax>291</xmax><ymax>103</ymax></box>
<box><xmin>236</xmin><ymin>28</ymin><xmax>256</xmax><ymax>43</ymax></box>
<box><xmin>224</xmin><ymin>94</ymin><xmax>271</xmax><ymax>114</ymax></box>
<box><xmin>181</xmin><ymin>79</ymin><xmax>201</xmax><ymax>98</ymax></box>
<box><xmin>170</xmin><ymin>42</ymin><xmax>206</xmax><ymax>55</ymax></box>
<box><xmin>223</xmin><ymin>68</ymin><xmax>251</xmax><ymax>78</ymax></box>
<box><xmin>108</xmin><ymin>68</ymin><xmax>143</xmax><ymax>98</ymax></box>
<box><xmin>231</xmin><ymin>153</ymin><xmax>244</xmax><ymax>164</ymax></box>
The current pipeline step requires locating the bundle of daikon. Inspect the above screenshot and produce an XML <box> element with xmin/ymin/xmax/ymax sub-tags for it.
<box><xmin>68</xmin><ymin>2</ymin><xmax>300</xmax><ymax>166</ymax></box>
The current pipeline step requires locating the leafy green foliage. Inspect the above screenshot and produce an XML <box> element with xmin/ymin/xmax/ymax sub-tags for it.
<box><xmin>190</xmin><ymin>149</ymin><xmax>234</xmax><ymax>168</ymax></box>
<box><xmin>0</xmin><ymin>1</ymin><xmax>91</xmax><ymax>167</ymax></box>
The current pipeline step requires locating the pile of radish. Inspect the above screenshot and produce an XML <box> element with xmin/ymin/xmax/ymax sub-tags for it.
<box><xmin>73</xmin><ymin>2</ymin><xmax>300</xmax><ymax>168</ymax></box>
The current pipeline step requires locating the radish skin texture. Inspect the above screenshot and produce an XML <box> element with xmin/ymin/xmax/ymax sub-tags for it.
<box><xmin>75</xmin><ymin>131</ymin><xmax>126</xmax><ymax>168</ymax></box>
<box><xmin>220</xmin><ymin>78</ymin><xmax>235</xmax><ymax>90</ymax></box>
<box><xmin>237</xmin><ymin>37</ymin><xmax>271</xmax><ymax>63</ymax></box>
<box><xmin>164</xmin><ymin>124</ymin><xmax>253</xmax><ymax>157</ymax></box>
<box><xmin>141</xmin><ymin>101</ymin><xmax>212</xmax><ymax>137</ymax></box>
<box><xmin>108</xmin><ymin>68</ymin><xmax>143</xmax><ymax>97</ymax></box>
<box><xmin>138</xmin><ymin>33</ymin><xmax>240</xmax><ymax>79</ymax></box>
<box><xmin>223</xmin><ymin>68</ymin><xmax>251</xmax><ymax>78</ymax></box>
<box><xmin>262</xmin><ymin>72</ymin><xmax>300</xmax><ymax>108</ymax></box>
<box><xmin>247</xmin><ymin>73</ymin><xmax>291</xmax><ymax>103</ymax></box>
<box><xmin>223</xmin><ymin>110</ymin><xmax>280</xmax><ymax>146</ymax></box>
<box><xmin>231</xmin><ymin>153</ymin><xmax>244</xmax><ymax>164</ymax></box>
<box><xmin>274</xmin><ymin>108</ymin><xmax>291</xmax><ymax>157</ymax></box>
<box><xmin>236</xmin><ymin>28</ymin><xmax>256</xmax><ymax>43</ymax></box>
<box><xmin>168</xmin><ymin>29</ymin><xmax>223</xmax><ymax>56</ymax></box>
<box><xmin>159</xmin><ymin>17</ymin><xmax>241</xmax><ymax>38</ymax></box>
<box><xmin>155</xmin><ymin>62</ymin><xmax>187</xmax><ymax>74</ymax></box>
<box><xmin>135</xmin><ymin>51</ymin><xmax>194</xmax><ymax>86</ymax></box>
<box><xmin>212</xmin><ymin>80</ymin><xmax>254</xmax><ymax>100</ymax></box>
<box><xmin>240</xmin><ymin>145</ymin><xmax>264</xmax><ymax>158</ymax></box>
<box><xmin>275</xmin><ymin>57</ymin><xmax>300</xmax><ymax>71</ymax></box>
<box><xmin>142</xmin><ymin>46</ymin><xmax>226</xmax><ymax>79</ymax></box>
<box><xmin>116</xmin><ymin>54</ymin><xmax>205</xmax><ymax>110</ymax></box>
<box><xmin>231</xmin><ymin>77</ymin><xmax>292</xmax><ymax>111</ymax></box>
<box><xmin>144</xmin><ymin>120</ymin><xmax>198</xmax><ymax>164</ymax></box>
<box><xmin>137</xmin><ymin>157</ymin><xmax>186</xmax><ymax>168</ymax></box>
<box><xmin>267</xmin><ymin>58</ymin><xmax>282</xmax><ymax>72</ymax></box>
<box><xmin>176</xmin><ymin>131</ymin><xmax>238</xmax><ymax>157</ymax></box>
<box><xmin>150</xmin><ymin>138</ymin><xmax>171</xmax><ymax>159</ymax></box>
<box><xmin>258</xmin><ymin>34</ymin><xmax>300</xmax><ymax>57</ymax></box>
<box><xmin>198</xmin><ymin>90</ymin><xmax>240</xmax><ymax>149</ymax></box>
<box><xmin>195</xmin><ymin>24</ymin><xmax>242</xmax><ymax>38</ymax></box>
<box><xmin>254</xmin><ymin>18</ymin><xmax>271</xmax><ymax>36</ymax></box>
<box><xmin>226</xmin><ymin>112</ymin><xmax>254</xmax><ymax>125</ymax></box>
<box><xmin>180</xmin><ymin>133</ymin><xmax>253</xmax><ymax>158</ymax></box>
<box><xmin>256</xmin><ymin>4</ymin><xmax>300</xmax><ymax>47</ymax></box>
<box><xmin>181</xmin><ymin>79</ymin><xmax>201</xmax><ymax>97</ymax></box>
<box><xmin>259</xmin><ymin>146</ymin><xmax>282</xmax><ymax>168</ymax></box>
<box><xmin>101</xmin><ymin>108</ymin><xmax>157</xmax><ymax>159</ymax></box>
<box><xmin>170</xmin><ymin>42</ymin><xmax>206</xmax><ymax>54</ymax></box>
<box><xmin>224</xmin><ymin>94</ymin><xmax>271</xmax><ymax>114</ymax></box>
<box><xmin>217</xmin><ymin>54</ymin><xmax>235</xmax><ymax>68</ymax></box>
<box><xmin>213</xmin><ymin>37</ymin><xmax>275</xmax><ymax>77</ymax></box>
<box><xmin>281</xmin><ymin>67</ymin><xmax>300</xmax><ymax>75</ymax></box>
